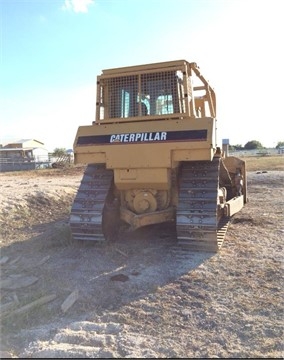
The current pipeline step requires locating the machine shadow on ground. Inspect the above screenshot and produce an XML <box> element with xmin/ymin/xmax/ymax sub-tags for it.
<box><xmin>1</xmin><ymin>218</ymin><xmax>214</xmax><ymax>335</ymax></box>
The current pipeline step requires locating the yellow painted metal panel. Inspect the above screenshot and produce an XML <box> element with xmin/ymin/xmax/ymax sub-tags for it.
<box><xmin>114</xmin><ymin>168</ymin><xmax>170</xmax><ymax>190</ymax></box>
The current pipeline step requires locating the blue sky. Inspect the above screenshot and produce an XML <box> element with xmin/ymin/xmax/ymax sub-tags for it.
<box><xmin>0</xmin><ymin>0</ymin><xmax>283</xmax><ymax>151</ymax></box>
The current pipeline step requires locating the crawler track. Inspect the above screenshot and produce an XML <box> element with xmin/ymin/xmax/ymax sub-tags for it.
<box><xmin>70</xmin><ymin>160</ymin><xmax>231</xmax><ymax>250</ymax></box>
<box><xmin>176</xmin><ymin>159</ymin><xmax>229</xmax><ymax>252</ymax></box>
<box><xmin>69</xmin><ymin>164</ymin><xmax>113</xmax><ymax>241</ymax></box>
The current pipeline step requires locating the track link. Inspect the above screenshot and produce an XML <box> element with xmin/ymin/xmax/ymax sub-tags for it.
<box><xmin>69</xmin><ymin>164</ymin><xmax>113</xmax><ymax>241</ymax></box>
<box><xmin>176</xmin><ymin>158</ymin><xmax>229</xmax><ymax>252</ymax></box>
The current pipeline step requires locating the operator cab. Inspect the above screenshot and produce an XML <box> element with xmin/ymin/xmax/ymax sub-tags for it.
<box><xmin>95</xmin><ymin>60</ymin><xmax>216</xmax><ymax>123</ymax></box>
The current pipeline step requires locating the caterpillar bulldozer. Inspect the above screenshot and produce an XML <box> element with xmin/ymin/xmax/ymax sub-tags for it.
<box><xmin>70</xmin><ymin>60</ymin><xmax>247</xmax><ymax>252</ymax></box>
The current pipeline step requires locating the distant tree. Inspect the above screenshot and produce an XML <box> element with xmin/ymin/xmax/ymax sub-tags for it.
<box><xmin>229</xmin><ymin>144</ymin><xmax>243</xmax><ymax>151</ymax></box>
<box><xmin>244</xmin><ymin>140</ymin><xmax>263</xmax><ymax>150</ymax></box>
<box><xmin>276</xmin><ymin>141</ymin><xmax>284</xmax><ymax>149</ymax></box>
<box><xmin>52</xmin><ymin>147</ymin><xmax>67</xmax><ymax>157</ymax></box>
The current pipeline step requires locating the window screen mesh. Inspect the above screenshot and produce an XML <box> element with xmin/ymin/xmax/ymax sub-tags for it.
<box><xmin>98</xmin><ymin>71</ymin><xmax>185</xmax><ymax>120</ymax></box>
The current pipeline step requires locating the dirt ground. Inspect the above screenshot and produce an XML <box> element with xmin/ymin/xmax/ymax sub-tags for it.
<box><xmin>0</xmin><ymin>164</ymin><xmax>283</xmax><ymax>358</ymax></box>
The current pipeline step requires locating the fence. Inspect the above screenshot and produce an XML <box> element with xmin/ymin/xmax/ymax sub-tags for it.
<box><xmin>0</xmin><ymin>154</ymin><xmax>74</xmax><ymax>173</ymax></box>
<box><xmin>228</xmin><ymin>148</ymin><xmax>282</xmax><ymax>157</ymax></box>
<box><xmin>0</xmin><ymin>155</ymin><xmax>51</xmax><ymax>173</ymax></box>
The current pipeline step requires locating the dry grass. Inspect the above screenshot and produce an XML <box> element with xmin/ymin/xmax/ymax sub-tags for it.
<box><xmin>243</xmin><ymin>155</ymin><xmax>283</xmax><ymax>171</ymax></box>
<box><xmin>0</xmin><ymin>164</ymin><xmax>86</xmax><ymax>178</ymax></box>
<box><xmin>1</xmin><ymin>155</ymin><xmax>282</xmax><ymax>179</ymax></box>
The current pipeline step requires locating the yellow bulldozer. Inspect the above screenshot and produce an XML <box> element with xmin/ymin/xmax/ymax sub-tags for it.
<box><xmin>70</xmin><ymin>60</ymin><xmax>247</xmax><ymax>251</ymax></box>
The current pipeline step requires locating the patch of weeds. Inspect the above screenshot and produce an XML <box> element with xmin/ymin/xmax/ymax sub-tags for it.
<box><xmin>1</xmin><ymin>289</ymin><xmax>59</xmax><ymax>334</ymax></box>
<box><xmin>41</xmin><ymin>223</ymin><xmax>75</xmax><ymax>250</ymax></box>
<box><xmin>12</xmin><ymin>206</ymin><xmax>31</xmax><ymax>222</ymax></box>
